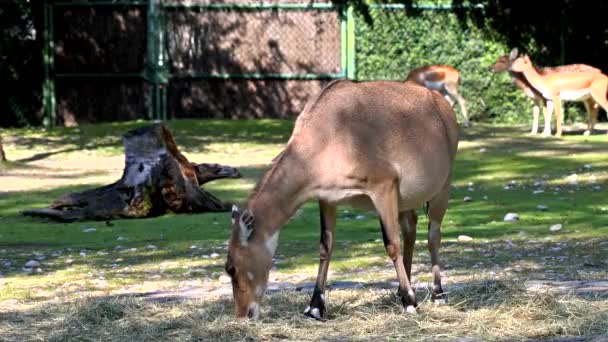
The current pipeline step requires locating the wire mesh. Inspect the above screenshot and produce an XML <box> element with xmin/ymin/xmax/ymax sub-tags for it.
<box><xmin>167</xmin><ymin>8</ymin><xmax>342</xmax><ymax>76</ymax></box>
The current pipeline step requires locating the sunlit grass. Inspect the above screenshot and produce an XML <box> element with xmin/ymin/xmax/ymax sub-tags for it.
<box><xmin>0</xmin><ymin>120</ymin><xmax>607</xmax><ymax>340</ymax></box>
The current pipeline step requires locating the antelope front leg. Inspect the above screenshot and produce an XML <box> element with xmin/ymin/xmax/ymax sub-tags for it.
<box><xmin>374</xmin><ymin>184</ymin><xmax>418</xmax><ymax>313</ymax></box>
<box><xmin>445</xmin><ymin>83</ymin><xmax>469</xmax><ymax>127</ymax></box>
<box><xmin>552</xmin><ymin>97</ymin><xmax>563</xmax><ymax>137</ymax></box>
<box><xmin>530</xmin><ymin>99</ymin><xmax>541</xmax><ymax>135</ymax></box>
<box><xmin>304</xmin><ymin>200</ymin><xmax>336</xmax><ymax>320</ymax></box>
<box><xmin>541</xmin><ymin>100</ymin><xmax>554</xmax><ymax>137</ymax></box>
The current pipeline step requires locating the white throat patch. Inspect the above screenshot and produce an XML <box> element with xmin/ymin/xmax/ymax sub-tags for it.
<box><xmin>265</xmin><ymin>231</ymin><xmax>279</xmax><ymax>256</ymax></box>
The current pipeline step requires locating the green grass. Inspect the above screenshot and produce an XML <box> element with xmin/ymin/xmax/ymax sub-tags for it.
<box><xmin>0</xmin><ymin>119</ymin><xmax>607</xmax><ymax>340</ymax></box>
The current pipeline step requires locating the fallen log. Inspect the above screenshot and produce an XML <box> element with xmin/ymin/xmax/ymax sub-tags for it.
<box><xmin>23</xmin><ymin>124</ymin><xmax>240</xmax><ymax>222</ymax></box>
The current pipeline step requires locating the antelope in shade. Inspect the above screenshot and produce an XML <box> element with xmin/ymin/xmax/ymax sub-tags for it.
<box><xmin>491</xmin><ymin>48</ymin><xmax>601</xmax><ymax>136</ymax></box>
<box><xmin>406</xmin><ymin>65</ymin><xmax>470</xmax><ymax>127</ymax></box>
<box><xmin>225</xmin><ymin>80</ymin><xmax>459</xmax><ymax>320</ymax></box>
<box><xmin>510</xmin><ymin>54</ymin><xmax>608</xmax><ymax>137</ymax></box>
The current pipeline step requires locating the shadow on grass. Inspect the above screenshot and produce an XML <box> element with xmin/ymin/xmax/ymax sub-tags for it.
<box><xmin>4</xmin><ymin>119</ymin><xmax>295</xmax><ymax>163</ymax></box>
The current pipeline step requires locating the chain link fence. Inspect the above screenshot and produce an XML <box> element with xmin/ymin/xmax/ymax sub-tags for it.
<box><xmin>44</xmin><ymin>0</ymin><xmax>346</xmax><ymax>125</ymax></box>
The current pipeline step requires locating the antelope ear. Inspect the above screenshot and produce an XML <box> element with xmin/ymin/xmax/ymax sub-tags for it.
<box><xmin>509</xmin><ymin>48</ymin><xmax>519</xmax><ymax>61</ymax></box>
<box><xmin>238</xmin><ymin>209</ymin><xmax>255</xmax><ymax>244</ymax></box>
<box><xmin>231</xmin><ymin>205</ymin><xmax>240</xmax><ymax>224</ymax></box>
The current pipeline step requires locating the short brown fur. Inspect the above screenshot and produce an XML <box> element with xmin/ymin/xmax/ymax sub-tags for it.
<box><xmin>225</xmin><ymin>80</ymin><xmax>459</xmax><ymax>320</ymax></box>
<box><xmin>510</xmin><ymin>54</ymin><xmax>608</xmax><ymax>137</ymax></box>
<box><xmin>406</xmin><ymin>65</ymin><xmax>469</xmax><ymax>127</ymax></box>
<box><xmin>491</xmin><ymin>49</ymin><xmax>601</xmax><ymax>136</ymax></box>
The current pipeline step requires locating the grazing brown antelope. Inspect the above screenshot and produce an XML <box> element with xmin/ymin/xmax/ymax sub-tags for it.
<box><xmin>510</xmin><ymin>54</ymin><xmax>608</xmax><ymax>137</ymax></box>
<box><xmin>491</xmin><ymin>48</ymin><xmax>601</xmax><ymax>136</ymax></box>
<box><xmin>406</xmin><ymin>65</ymin><xmax>469</xmax><ymax>127</ymax></box>
<box><xmin>225</xmin><ymin>80</ymin><xmax>459</xmax><ymax>320</ymax></box>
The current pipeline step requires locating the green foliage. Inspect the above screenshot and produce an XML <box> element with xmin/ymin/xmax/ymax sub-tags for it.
<box><xmin>353</xmin><ymin>8</ymin><xmax>535</xmax><ymax>124</ymax></box>
<box><xmin>0</xmin><ymin>1</ymin><xmax>43</xmax><ymax>127</ymax></box>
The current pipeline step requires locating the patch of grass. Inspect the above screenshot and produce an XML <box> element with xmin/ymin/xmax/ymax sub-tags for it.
<box><xmin>0</xmin><ymin>120</ymin><xmax>607</xmax><ymax>340</ymax></box>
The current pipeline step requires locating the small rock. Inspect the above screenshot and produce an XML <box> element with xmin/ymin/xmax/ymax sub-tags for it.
<box><xmin>210</xmin><ymin>253</ymin><xmax>220</xmax><ymax>259</ymax></box>
<box><xmin>65</xmin><ymin>258</ymin><xmax>74</xmax><ymax>264</ymax></box>
<box><xmin>518</xmin><ymin>231</ymin><xmax>527</xmax><ymax>236</ymax></box>
<box><xmin>533</xmin><ymin>189</ymin><xmax>544</xmax><ymax>194</ymax></box>
<box><xmin>479</xmin><ymin>148</ymin><xmax>487</xmax><ymax>153</ymax></box>
<box><xmin>583</xmin><ymin>164</ymin><xmax>592</xmax><ymax>169</ymax></box>
<box><xmin>219</xmin><ymin>274</ymin><xmax>231</xmax><ymax>284</ymax></box>
<box><xmin>458</xmin><ymin>235</ymin><xmax>473</xmax><ymax>242</ymax></box>
<box><xmin>79</xmin><ymin>252</ymin><xmax>87</xmax><ymax>257</ymax></box>
<box><xmin>147</xmin><ymin>245</ymin><xmax>157</xmax><ymax>249</ymax></box>
<box><xmin>374</xmin><ymin>239</ymin><xmax>382</xmax><ymax>243</ymax></box>
<box><xmin>82</xmin><ymin>227</ymin><xmax>96</xmax><ymax>233</ymax></box>
<box><xmin>202</xmin><ymin>255</ymin><xmax>210</xmax><ymax>259</ymax></box>
<box><xmin>537</xmin><ymin>204</ymin><xmax>548</xmax><ymax>211</ymax></box>
<box><xmin>116</xmin><ymin>236</ymin><xmax>126</xmax><ymax>241</ymax></box>
<box><xmin>355</xmin><ymin>215</ymin><xmax>366</xmax><ymax>220</ymax></box>
<box><xmin>566</xmin><ymin>174</ymin><xmax>578</xmax><ymax>185</ymax></box>
<box><xmin>463</xmin><ymin>196</ymin><xmax>473</xmax><ymax>202</ymax></box>
<box><xmin>482</xmin><ymin>195</ymin><xmax>488</xmax><ymax>200</ymax></box>
<box><xmin>467</xmin><ymin>187</ymin><xmax>474</xmax><ymax>192</ymax></box>
<box><xmin>504</xmin><ymin>213</ymin><xmax>519</xmax><ymax>222</ymax></box>
<box><xmin>190</xmin><ymin>245</ymin><xmax>198</xmax><ymax>249</ymax></box>
<box><xmin>549</xmin><ymin>224</ymin><xmax>563</xmax><ymax>232</ymax></box>
<box><xmin>592</xmin><ymin>185</ymin><xmax>601</xmax><ymax>191</ymax></box>
<box><xmin>25</xmin><ymin>260</ymin><xmax>40</xmax><ymax>268</ymax></box>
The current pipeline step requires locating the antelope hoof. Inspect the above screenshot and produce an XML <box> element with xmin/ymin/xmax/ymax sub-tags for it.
<box><xmin>432</xmin><ymin>293</ymin><xmax>448</xmax><ymax>305</ymax></box>
<box><xmin>404</xmin><ymin>305</ymin><xmax>417</xmax><ymax>314</ymax></box>
<box><xmin>541</xmin><ymin>131</ymin><xmax>552</xmax><ymax>137</ymax></box>
<box><xmin>583</xmin><ymin>130</ymin><xmax>592</xmax><ymax>136</ymax></box>
<box><xmin>303</xmin><ymin>305</ymin><xmax>324</xmax><ymax>320</ymax></box>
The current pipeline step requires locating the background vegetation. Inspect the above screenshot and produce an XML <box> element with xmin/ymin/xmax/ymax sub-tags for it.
<box><xmin>2</xmin><ymin>0</ymin><xmax>607</xmax><ymax>127</ymax></box>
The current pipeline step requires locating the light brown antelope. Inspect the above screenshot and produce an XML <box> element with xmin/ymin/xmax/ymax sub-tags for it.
<box><xmin>491</xmin><ymin>48</ymin><xmax>601</xmax><ymax>136</ymax></box>
<box><xmin>406</xmin><ymin>65</ymin><xmax>469</xmax><ymax>127</ymax></box>
<box><xmin>225</xmin><ymin>80</ymin><xmax>459</xmax><ymax>320</ymax></box>
<box><xmin>510</xmin><ymin>54</ymin><xmax>608</xmax><ymax>137</ymax></box>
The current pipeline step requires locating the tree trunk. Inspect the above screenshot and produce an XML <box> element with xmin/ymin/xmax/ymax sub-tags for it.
<box><xmin>22</xmin><ymin>124</ymin><xmax>240</xmax><ymax>222</ymax></box>
<box><xmin>0</xmin><ymin>134</ymin><xmax>6</xmax><ymax>162</ymax></box>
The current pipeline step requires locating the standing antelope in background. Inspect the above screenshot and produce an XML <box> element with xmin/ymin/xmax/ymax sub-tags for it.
<box><xmin>406</xmin><ymin>65</ymin><xmax>469</xmax><ymax>127</ymax></box>
<box><xmin>510</xmin><ymin>53</ymin><xmax>608</xmax><ymax>137</ymax></box>
<box><xmin>491</xmin><ymin>48</ymin><xmax>600</xmax><ymax>136</ymax></box>
<box><xmin>225</xmin><ymin>80</ymin><xmax>459</xmax><ymax>320</ymax></box>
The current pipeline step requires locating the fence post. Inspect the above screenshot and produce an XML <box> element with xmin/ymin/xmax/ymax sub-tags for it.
<box><xmin>43</xmin><ymin>1</ymin><xmax>56</xmax><ymax>127</ymax></box>
<box><xmin>346</xmin><ymin>6</ymin><xmax>356</xmax><ymax>80</ymax></box>
<box><xmin>145</xmin><ymin>0</ymin><xmax>169</xmax><ymax>121</ymax></box>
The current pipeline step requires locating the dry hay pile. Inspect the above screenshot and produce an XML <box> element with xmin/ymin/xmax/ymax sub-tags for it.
<box><xmin>0</xmin><ymin>280</ymin><xmax>606</xmax><ymax>341</ymax></box>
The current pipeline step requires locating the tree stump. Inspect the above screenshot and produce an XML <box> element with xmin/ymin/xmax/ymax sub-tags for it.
<box><xmin>23</xmin><ymin>124</ymin><xmax>240</xmax><ymax>222</ymax></box>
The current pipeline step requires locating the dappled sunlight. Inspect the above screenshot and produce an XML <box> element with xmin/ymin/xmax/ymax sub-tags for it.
<box><xmin>1</xmin><ymin>121</ymin><xmax>607</xmax><ymax>340</ymax></box>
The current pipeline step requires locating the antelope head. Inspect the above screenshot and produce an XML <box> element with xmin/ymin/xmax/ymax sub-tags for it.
<box><xmin>510</xmin><ymin>53</ymin><xmax>533</xmax><ymax>73</ymax></box>
<box><xmin>489</xmin><ymin>48</ymin><xmax>518</xmax><ymax>73</ymax></box>
<box><xmin>225</xmin><ymin>205</ymin><xmax>276</xmax><ymax>320</ymax></box>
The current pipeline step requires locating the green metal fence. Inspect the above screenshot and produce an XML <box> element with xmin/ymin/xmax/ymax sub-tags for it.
<box><xmin>42</xmin><ymin>1</ymin><xmax>488</xmax><ymax>127</ymax></box>
<box><xmin>42</xmin><ymin>0</ymin><xmax>356</xmax><ymax>127</ymax></box>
